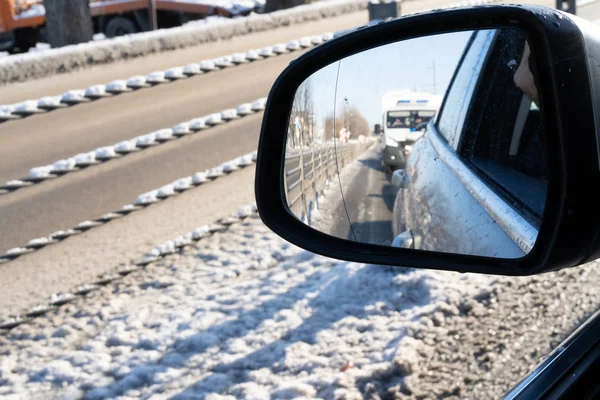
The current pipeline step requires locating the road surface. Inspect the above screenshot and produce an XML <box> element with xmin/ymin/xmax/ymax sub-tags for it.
<box><xmin>309</xmin><ymin>145</ymin><xmax>397</xmax><ymax>246</ymax></box>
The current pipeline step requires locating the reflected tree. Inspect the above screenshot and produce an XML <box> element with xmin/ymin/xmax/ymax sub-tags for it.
<box><xmin>323</xmin><ymin>106</ymin><xmax>370</xmax><ymax>141</ymax></box>
<box><xmin>289</xmin><ymin>81</ymin><xmax>317</xmax><ymax>150</ymax></box>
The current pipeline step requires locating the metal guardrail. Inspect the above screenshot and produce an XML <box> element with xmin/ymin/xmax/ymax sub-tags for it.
<box><xmin>284</xmin><ymin>139</ymin><xmax>374</xmax><ymax>221</ymax></box>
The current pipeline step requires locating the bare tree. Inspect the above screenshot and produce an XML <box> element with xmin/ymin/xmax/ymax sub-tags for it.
<box><xmin>43</xmin><ymin>0</ymin><xmax>93</xmax><ymax>48</ymax></box>
<box><xmin>347</xmin><ymin>106</ymin><xmax>370</xmax><ymax>138</ymax></box>
<box><xmin>324</xmin><ymin>107</ymin><xmax>370</xmax><ymax>140</ymax></box>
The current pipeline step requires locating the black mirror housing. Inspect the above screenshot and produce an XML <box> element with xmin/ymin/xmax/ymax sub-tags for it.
<box><xmin>255</xmin><ymin>4</ymin><xmax>600</xmax><ymax>276</ymax></box>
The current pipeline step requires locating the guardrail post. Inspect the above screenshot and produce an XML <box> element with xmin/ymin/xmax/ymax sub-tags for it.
<box><xmin>311</xmin><ymin>144</ymin><xmax>316</xmax><ymax>203</ymax></box>
<box><xmin>299</xmin><ymin>145</ymin><xmax>309</xmax><ymax>222</ymax></box>
<box><xmin>283</xmin><ymin>156</ymin><xmax>290</xmax><ymax>206</ymax></box>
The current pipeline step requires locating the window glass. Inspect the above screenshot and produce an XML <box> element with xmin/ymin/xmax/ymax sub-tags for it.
<box><xmin>387</xmin><ymin>110</ymin><xmax>434</xmax><ymax>129</ymax></box>
<box><xmin>457</xmin><ymin>28</ymin><xmax>547</xmax><ymax>221</ymax></box>
<box><xmin>437</xmin><ymin>30</ymin><xmax>495</xmax><ymax>147</ymax></box>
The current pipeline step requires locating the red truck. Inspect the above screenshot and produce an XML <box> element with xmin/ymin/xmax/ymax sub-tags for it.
<box><xmin>0</xmin><ymin>0</ymin><xmax>262</xmax><ymax>52</ymax></box>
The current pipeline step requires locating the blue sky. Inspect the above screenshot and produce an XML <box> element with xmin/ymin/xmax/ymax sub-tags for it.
<box><xmin>299</xmin><ymin>30</ymin><xmax>477</xmax><ymax>132</ymax></box>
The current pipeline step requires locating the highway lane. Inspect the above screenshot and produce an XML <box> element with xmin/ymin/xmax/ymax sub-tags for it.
<box><xmin>0</xmin><ymin>52</ymin><xmax>296</xmax><ymax>183</ymax></box>
<box><xmin>340</xmin><ymin>148</ymin><xmax>397</xmax><ymax>246</ymax></box>
<box><xmin>0</xmin><ymin>114</ymin><xmax>262</xmax><ymax>253</ymax></box>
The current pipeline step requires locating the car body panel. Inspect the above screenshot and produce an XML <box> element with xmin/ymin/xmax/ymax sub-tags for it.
<box><xmin>391</xmin><ymin>28</ymin><xmax>541</xmax><ymax>258</ymax></box>
<box><xmin>392</xmin><ymin>122</ymin><xmax>526</xmax><ymax>258</ymax></box>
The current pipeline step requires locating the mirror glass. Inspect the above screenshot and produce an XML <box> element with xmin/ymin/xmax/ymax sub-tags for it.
<box><xmin>284</xmin><ymin>28</ymin><xmax>547</xmax><ymax>259</ymax></box>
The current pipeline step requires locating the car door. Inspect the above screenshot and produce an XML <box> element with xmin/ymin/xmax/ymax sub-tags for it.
<box><xmin>392</xmin><ymin>27</ymin><xmax>546</xmax><ymax>259</ymax></box>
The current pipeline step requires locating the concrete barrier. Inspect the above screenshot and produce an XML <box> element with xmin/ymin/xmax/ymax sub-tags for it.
<box><xmin>0</xmin><ymin>0</ymin><xmax>367</xmax><ymax>85</ymax></box>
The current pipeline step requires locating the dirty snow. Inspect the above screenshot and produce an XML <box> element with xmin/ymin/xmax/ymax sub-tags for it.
<box><xmin>0</xmin><ymin>214</ymin><xmax>495</xmax><ymax>399</ymax></box>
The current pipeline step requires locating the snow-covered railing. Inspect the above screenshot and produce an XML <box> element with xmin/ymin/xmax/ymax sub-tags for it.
<box><xmin>0</xmin><ymin>203</ymin><xmax>259</xmax><ymax>331</ymax></box>
<box><xmin>0</xmin><ymin>151</ymin><xmax>257</xmax><ymax>265</ymax></box>
<box><xmin>284</xmin><ymin>138</ymin><xmax>375</xmax><ymax>220</ymax></box>
<box><xmin>0</xmin><ymin>97</ymin><xmax>267</xmax><ymax>194</ymax></box>
<box><xmin>0</xmin><ymin>32</ymin><xmax>332</xmax><ymax>122</ymax></box>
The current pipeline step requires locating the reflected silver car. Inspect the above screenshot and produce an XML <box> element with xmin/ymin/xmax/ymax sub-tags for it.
<box><xmin>392</xmin><ymin>28</ymin><xmax>547</xmax><ymax>258</ymax></box>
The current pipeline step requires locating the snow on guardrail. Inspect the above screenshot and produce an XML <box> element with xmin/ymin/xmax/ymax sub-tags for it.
<box><xmin>0</xmin><ymin>151</ymin><xmax>257</xmax><ymax>266</ymax></box>
<box><xmin>0</xmin><ymin>97</ymin><xmax>267</xmax><ymax>195</ymax></box>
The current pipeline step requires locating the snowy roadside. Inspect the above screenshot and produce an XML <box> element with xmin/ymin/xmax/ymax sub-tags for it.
<box><xmin>0</xmin><ymin>212</ymin><xmax>500</xmax><ymax>399</ymax></box>
<box><xmin>2</xmin><ymin>212</ymin><xmax>599</xmax><ymax>399</ymax></box>
<box><xmin>1</xmin><ymin>214</ymin><xmax>598</xmax><ymax>400</ymax></box>
<box><xmin>6</xmin><ymin>208</ymin><xmax>599</xmax><ymax>399</ymax></box>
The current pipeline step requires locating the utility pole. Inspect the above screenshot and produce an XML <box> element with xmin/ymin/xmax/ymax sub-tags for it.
<box><xmin>428</xmin><ymin>60</ymin><xmax>437</xmax><ymax>95</ymax></box>
<box><xmin>43</xmin><ymin>0</ymin><xmax>93</xmax><ymax>47</ymax></box>
<box><xmin>343</xmin><ymin>97</ymin><xmax>349</xmax><ymax>132</ymax></box>
<box><xmin>149</xmin><ymin>0</ymin><xmax>158</xmax><ymax>31</ymax></box>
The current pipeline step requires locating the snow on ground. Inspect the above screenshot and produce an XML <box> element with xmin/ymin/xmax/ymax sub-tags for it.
<box><xmin>15</xmin><ymin>4</ymin><xmax>45</xmax><ymax>19</ymax></box>
<box><xmin>0</xmin><ymin>214</ymin><xmax>496</xmax><ymax>399</ymax></box>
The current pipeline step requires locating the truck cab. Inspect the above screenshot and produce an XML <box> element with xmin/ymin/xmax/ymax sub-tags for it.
<box><xmin>380</xmin><ymin>90</ymin><xmax>442</xmax><ymax>172</ymax></box>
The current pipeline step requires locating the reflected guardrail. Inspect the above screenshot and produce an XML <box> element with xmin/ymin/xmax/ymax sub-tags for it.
<box><xmin>284</xmin><ymin>138</ymin><xmax>375</xmax><ymax>223</ymax></box>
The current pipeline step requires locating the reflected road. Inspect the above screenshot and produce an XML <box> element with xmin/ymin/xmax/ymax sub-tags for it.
<box><xmin>315</xmin><ymin>145</ymin><xmax>398</xmax><ymax>246</ymax></box>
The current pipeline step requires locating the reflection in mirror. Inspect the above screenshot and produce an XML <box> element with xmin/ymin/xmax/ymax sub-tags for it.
<box><xmin>284</xmin><ymin>28</ymin><xmax>547</xmax><ymax>259</ymax></box>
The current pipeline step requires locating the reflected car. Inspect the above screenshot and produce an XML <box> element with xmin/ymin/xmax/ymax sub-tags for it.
<box><xmin>391</xmin><ymin>28</ymin><xmax>547</xmax><ymax>259</ymax></box>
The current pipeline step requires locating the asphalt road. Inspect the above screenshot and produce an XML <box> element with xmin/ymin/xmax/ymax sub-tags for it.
<box><xmin>577</xmin><ymin>0</ymin><xmax>600</xmax><ymax>20</ymax></box>
<box><xmin>0</xmin><ymin>114</ymin><xmax>262</xmax><ymax>253</ymax></box>
<box><xmin>0</xmin><ymin>53</ymin><xmax>296</xmax><ymax>184</ymax></box>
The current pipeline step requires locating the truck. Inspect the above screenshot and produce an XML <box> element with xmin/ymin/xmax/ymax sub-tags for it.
<box><xmin>0</xmin><ymin>0</ymin><xmax>263</xmax><ymax>53</ymax></box>
<box><xmin>380</xmin><ymin>89</ymin><xmax>442</xmax><ymax>172</ymax></box>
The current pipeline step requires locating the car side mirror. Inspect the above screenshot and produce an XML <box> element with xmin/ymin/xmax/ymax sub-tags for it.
<box><xmin>255</xmin><ymin>5</ymin><xmax>600</xmax><ymax>276</ymax></box>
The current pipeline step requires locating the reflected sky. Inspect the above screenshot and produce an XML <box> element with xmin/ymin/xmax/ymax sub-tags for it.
<box><xmin>302</xmin><ymin>30</ymin><xmax>475</xmax><ymax>132</ymax></box>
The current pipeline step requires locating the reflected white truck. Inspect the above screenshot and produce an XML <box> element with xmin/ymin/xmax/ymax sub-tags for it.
<box><xmin>380</xmin><ymin>90</ymin><xmax>442</xmax><ymax>172</ymax></box>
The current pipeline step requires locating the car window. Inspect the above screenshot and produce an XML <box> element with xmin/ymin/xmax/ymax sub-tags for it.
<box><xmin>436</xmin><ymin>29</ymin><xmax>496</xmax><ymax>148</ymax></box>
<box><xmin>387</xmin><ymin>110</ymin><xmax>435</xmax><ymax>129</ymax></box>
<box><xmin>457</xmin><ymin>28</ymin><xmax>548</xmax><ymax>223</ymax></box>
